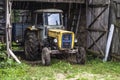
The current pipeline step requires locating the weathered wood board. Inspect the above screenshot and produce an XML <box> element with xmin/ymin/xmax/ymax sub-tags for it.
<box><xmin>86</xmin><ymin>0</ymin><xmax>109</xmax><ymax>54</ymax></box>
<box><xmin>12</xmin><ymin>0</ymin><xmax>85</xmax><ymax>3</ymax></box>
<box><xmin>113</xmin><ymin>0</ymin><xmax>120</xmax><ymax>3</ymax></box>
<box><xmin>89</xmin><ymin>0</ymin><xmax>110</xmax><ymax>4</ymax></box>
<box><xmin>110</xmin><ymin>1</ymin><xmax>120</xmax><ymax>55</ymax></box>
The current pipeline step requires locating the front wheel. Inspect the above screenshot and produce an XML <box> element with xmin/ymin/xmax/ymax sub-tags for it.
<box><xmin>76</xmin><ymin>47</ymin><xmax>86</xmax><ymax>64</ymax></box>
<box><xmin>41</xmin><ymin>47</ymin><xmax>51</xmax><ymax>66</ymax></box>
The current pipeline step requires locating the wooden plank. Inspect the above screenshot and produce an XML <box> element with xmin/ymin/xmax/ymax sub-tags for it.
<box><xmin>88</xmin><ymin>6</ymin><xmax>108</xmax><ymax>28</ymax></box>
<box><xmin>88</xmin><ymin>32</ymin><xmax>105</xmax><ymax>49</ymax></box>
<box><xmin>88</xmin><ymin>4</ymin><xmax>108</xmax><ymax>8</ymax></box>
<box><xmin>113</xmin><ymin>0</ymin><xmax>120</xmax><ymax>3</ymax></box>
<box><xmin>110</xmin><ymin>1</ymin><xmax>120</xmax><ymax>55</ymax></box>
<box><xmin>111</xmin><ymin>54</ymin><xmax>120</xmax><ymax>61</ymax></box>
<box><xmin>87</xmin><ymin>49</ymin><xmax>103</xmax><ymax>57</ymax></box>
<box><xmin>89</xmin><ymin>0</ymin><xmax>110</xmax><ymax>5</ymax></box>
<box><xmin>86</xmin><ymin>28</ymin><xmax>107</xmax><ymax>32</ymax></box>
<box><xmin>116</xmin><ymin>4</ymin><xmax>120</xmax><ymax>18</ymax></box>
<box><xmin>12</xmin><ymin>0</ymin><xmax>85</xmax><ymax>3</ymax></box>
<box><xmin>88</xmin><ymin>32</ymin><xmax>104</xmax><ymax>56</ymax></box>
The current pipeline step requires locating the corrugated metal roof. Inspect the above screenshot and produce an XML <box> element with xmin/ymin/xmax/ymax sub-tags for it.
<box><xmin>12</xmin><ymin>0</ymin><xmax>85</xmax><ymax>3</ymax></box>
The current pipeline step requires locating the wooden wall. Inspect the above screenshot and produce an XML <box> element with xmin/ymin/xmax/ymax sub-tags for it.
<box><xmin>12</xmin><ymin>0</ymin><xmax>85</xmax><ymax>3</ymax></box>
<box><xmin>110</xmin><ymin>0</ymin><xmax>120</xmax><ymax>56</ymax></box>
<box><xmin>89</xmin><ymin>0</ymin><xmax>109</xmax><ymax>4</ymax></box>
<box><xmin>77</xmin><ymin>5</ymin><xmax>86</xmax><ymax>48</ymax></box>
<box><xmin>86</xmin><ymin>0</ymin><xmax>110</xmax><ymax>54</ymax></box>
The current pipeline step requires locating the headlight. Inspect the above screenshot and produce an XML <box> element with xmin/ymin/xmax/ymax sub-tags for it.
<box><xmin>16</xmin><ymin>40</ymin><xmax>19</xmax><ymax>43</ymax></box>
<box><xmin>74</xmin><ymin>39</ymin><xmax>78</xmax><ymax>43</ymax></box>
<box><xmin>54</xmin><ymin>39</ymin><xmax>57</xmax><ymax>43</ymax></box>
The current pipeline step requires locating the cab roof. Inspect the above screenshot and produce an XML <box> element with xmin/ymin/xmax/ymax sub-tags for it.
<box><xmin>34</xmin><ymin>9</ymin><xmax>63</xmax><ymax>13</ymax></box>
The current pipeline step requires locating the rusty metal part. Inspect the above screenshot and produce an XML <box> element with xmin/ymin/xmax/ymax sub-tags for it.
<box><xmin>50</xmin><ymin>49</ymin><xmax>78</xmax><ymax>54</ymax></box>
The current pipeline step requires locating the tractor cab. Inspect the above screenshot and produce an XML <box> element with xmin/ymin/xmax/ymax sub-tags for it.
<box><xmin>34</xmin><ymin>9</ymin><xmax>64</xmax><ymax>40</ymax></box>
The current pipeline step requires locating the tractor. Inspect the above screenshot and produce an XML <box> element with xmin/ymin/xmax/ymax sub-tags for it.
<box><xmin>24</xmin><ymin>9</ymin><xmax>86</xmax><ymax>65</ymax></box>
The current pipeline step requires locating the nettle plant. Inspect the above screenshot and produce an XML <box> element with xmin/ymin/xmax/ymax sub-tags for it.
<box><xmin>0</xmin><ymin>42</ymin><xmax>6</xmax><ymax>60</ymax></box>
<box><xmin>0</xmin><ymin>42</ymin><xmax>16</xmax><ymax>68</ymax></box>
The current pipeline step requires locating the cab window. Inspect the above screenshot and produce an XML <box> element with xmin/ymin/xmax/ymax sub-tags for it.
<box><xmin>44</xmin><ymin>13</ymin><xmax>62</xmax><ymax>26</ymax></box>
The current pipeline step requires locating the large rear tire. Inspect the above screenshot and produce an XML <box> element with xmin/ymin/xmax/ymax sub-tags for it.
<box><xmin>24</xmin><ymin>30</ymin><xmax>40</xmax><ymax>60</ymax></box>
<box><xmin>76</xmin><ymin>47</ymin><xmax>86</xmax><ymax>64</ymax></box>
<box><xmin>41</xmin><ymin>47</ymin><xmax>51</xmax><ymax>66</ymax></box>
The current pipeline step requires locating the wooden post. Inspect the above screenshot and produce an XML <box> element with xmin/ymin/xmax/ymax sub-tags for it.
<box><xmin>75</xmin><ymin>6</ymin><xmax>81</xmax><ymax>35</ymax></box>
<box><xmin>6</xmin><ymin>0</ymin><xmax>21</xmax><ymax>63</ymax></box>
<box><xmin>6</xmin><ymin>0</ymin><xmax>10</xmax><ymax>57</ymax></box>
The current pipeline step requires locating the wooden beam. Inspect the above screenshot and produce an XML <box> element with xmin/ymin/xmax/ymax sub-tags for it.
<box><xmin>113</xmin><ymin>0</ymin><xmax>120</xmax><ymax>4</ymax></box>
<box><xmin>86</xmin><ymin>28</ymin><xmax>107</xmax><ymax>32</ymax></box>
<box><xmin>6</xmin><ymin>0</ymin><xmax>10</xmax><ymax>57</ymax></box>
<box><xmin>75</xmin><ymin>6</ymin><xmax>81</xmax><ymax>35</ymax></box>
<box><xmin>86</xmin><ymin>49</ymin><xmax>103</xmax><ymax>57</ymax></box>
<box><xmin>88</xmin><ymin>32</ymin><xmax>105</xmax><ymax>49</ymax></box>
<box><xmin>111</xmin><ymin>54</ymin><xmax>120</xmax><ymax>61</ymax></box>
<box><xmin>88</xmin><ymin>4</ymin><xmax>108</xmax><ymax>8</ymax></box>
<box><xmin>88</xmin><ymin>32</ymin><xmax>104</xmax><ymax>56</ymax></box>
<box><xmin>88</xmin><ymin>6</ymin><xmax>108</xmax><ymax>28</ymax></box>
<box><xmin>11</xmin><ymin>0</ymin><xmax>85</xmax><ymax>3</ymax></box>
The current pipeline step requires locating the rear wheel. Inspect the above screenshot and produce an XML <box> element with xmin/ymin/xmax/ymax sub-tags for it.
<box><xmin>41</xmin><ymin>47</ymin><xmax>51</xmax><ymax>66</ymax></box>
<box><xmin>76</xmin><ymin>47</ymin><xmax>86</xmax><ymax>64</ymax></box>
<box><xmin>24</xmin><ymin>29</ymin><xmax>40</xmax><ymax>60</ymax></box>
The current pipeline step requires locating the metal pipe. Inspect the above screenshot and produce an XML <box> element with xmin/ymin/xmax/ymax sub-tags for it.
<box><xmin>103</xmin><ymin>24</ymin><xmax>114</xmax><ymax>62</ymax></box>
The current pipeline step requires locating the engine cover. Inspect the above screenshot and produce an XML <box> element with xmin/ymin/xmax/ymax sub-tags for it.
<box><xmin>48</xmin><ymin>29</ymin><xmax>75</xmax><ymax>50</ymax></box>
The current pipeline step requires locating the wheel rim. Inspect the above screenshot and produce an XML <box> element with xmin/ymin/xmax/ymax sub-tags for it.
<box><xmin>76</xmin><ymin>47</ymin><xmax>86</xmax><ymax>64</ymax></box>
<box><xmin>41</xmin><ymin>47</ymin><xmax>51</xmax><ymax>65</ymax></box>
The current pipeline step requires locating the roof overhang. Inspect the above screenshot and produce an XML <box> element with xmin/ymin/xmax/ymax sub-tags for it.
<box><xmin>12</xmin><ymin>0</ymin><xmax>85</xmax><ymax>3</ymax></box>
<box><xmin>35</xmin><ymin>9</ymin><xmax>63</xmax><ymax>13</ymax></box>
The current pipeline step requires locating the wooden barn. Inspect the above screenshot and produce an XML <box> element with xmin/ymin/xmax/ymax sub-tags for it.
<box><xmin>0</xmin><ymin>0</ymin><xmax>120</xmax><ymax>62</ymax></box>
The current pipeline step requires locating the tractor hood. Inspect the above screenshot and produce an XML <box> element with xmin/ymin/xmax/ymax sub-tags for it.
<box><xmin>48</xmin><ymin>29</ymin><xmax>75</xmax><ymax>49</ymax></box>
<box><xmin>48</xmin><ymin>29</ymin><xmax>74</xmax><ymax>38</ymax></box>
<box><xmin>49</xmin><ymin>29</ymin><xmax>74</xmax><ymax>34</ymax></box>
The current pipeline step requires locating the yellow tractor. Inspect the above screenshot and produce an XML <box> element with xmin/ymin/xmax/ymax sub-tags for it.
<box><xmin>24</xmin><ymin>9</ymin><xmax>86</xmax><ymax>65</ymax></box>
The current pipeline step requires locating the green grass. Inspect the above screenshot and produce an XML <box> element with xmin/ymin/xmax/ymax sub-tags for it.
<box><xmin>0</xmin><ymin>58</ymin><xmax>120</xmax><ymax>80</ymax></box>
<box><xmin>0</xmin><ymin>41</ymin><xmax>120</xmax><ymax>80</ymax></box>
<box><xmin>12</xmin><ymin>42</ymin><xmax>23</xmax><ymax>51</ymax></box>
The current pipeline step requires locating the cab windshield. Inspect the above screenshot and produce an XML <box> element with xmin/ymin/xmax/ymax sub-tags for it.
<box><xmin>44</xmin><ymin>13</ymin><xmax>62</xmax><ymax>26</ymax></box>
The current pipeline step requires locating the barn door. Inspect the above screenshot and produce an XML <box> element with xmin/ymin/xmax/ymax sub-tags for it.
<box><xmin>86</xmin><ymin>0</ymin><xmax>110</xmax><ymax>56</ymax></box>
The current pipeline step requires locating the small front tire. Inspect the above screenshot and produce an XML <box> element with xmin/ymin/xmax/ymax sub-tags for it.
<box><xmin>41</xmin><ymin>47</ymin><xmax>51</xmax><ymax>66</ymax></box>
<box><xmin>76</xmin><ymin>47</ymin><xmax>86</xmax><ymax>64</ymax></box>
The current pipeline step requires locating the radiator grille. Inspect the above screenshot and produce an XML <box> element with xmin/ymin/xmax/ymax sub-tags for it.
<box><xmin>62</xmin><ymin>33</ymin><xmax>72</xmax><ymax>48</ymax></box>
